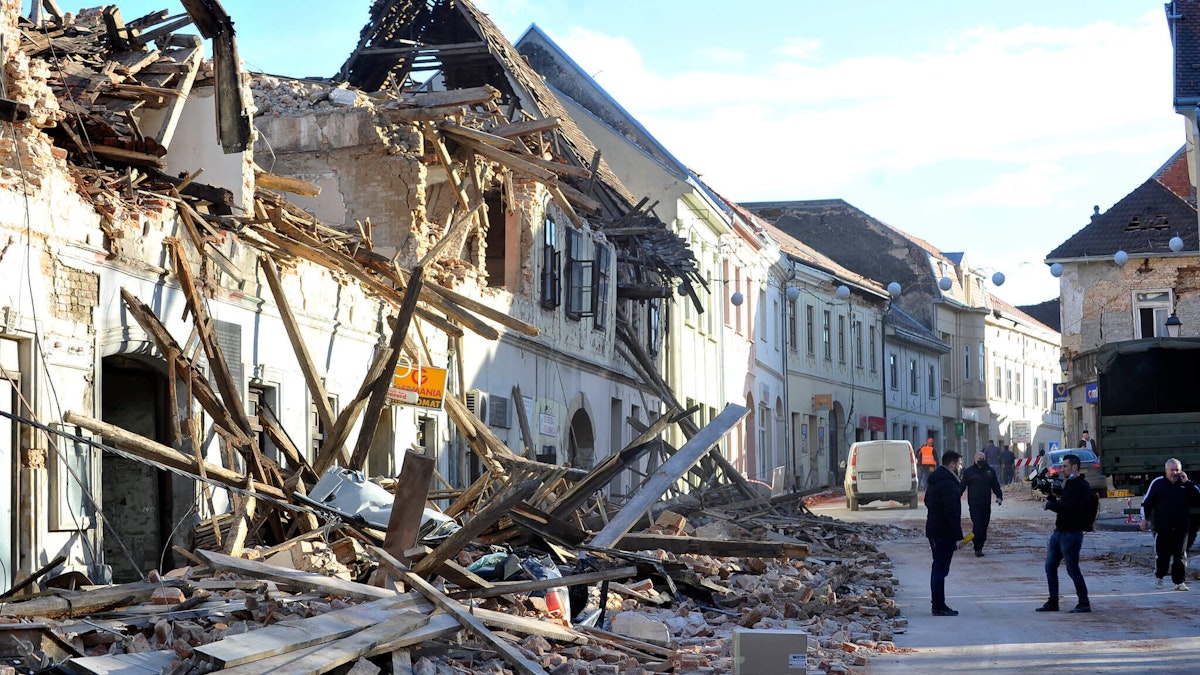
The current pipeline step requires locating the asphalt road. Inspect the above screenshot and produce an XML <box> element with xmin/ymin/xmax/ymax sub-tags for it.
<box><xmin>809</xmin><ymin>481</ymin><xmax>1200</xmax><ymax>673</ymax></box>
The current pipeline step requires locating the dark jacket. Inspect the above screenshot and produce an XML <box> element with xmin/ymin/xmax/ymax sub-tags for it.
<box><xmin>925</xmin><ymin>465</ymin><xmax>963</xmax><ymax>540</ymax></box>
<box><xmin>1141</xmin><ymin>475</ymin><xmax>1200</xmax><ymax>533</ymax></box>
<box><xmin>960</xmin><ymin>461</ymin><xmax>1002</xmax><ymax>507</ymax></box>
<box><xmin>983</xmin><ymin>443</ymin><xmax>1001</xmax><ymax>468</ymax></box>
<box><xmin>1000</xmin><ymin>447</ymin><xmax>1015</xmax><ymax>467</ymax></box>
<box><xmin>1045</xmin><ymin>473</ymin><xmax>1093</xmax><ymax>532</ymax></box>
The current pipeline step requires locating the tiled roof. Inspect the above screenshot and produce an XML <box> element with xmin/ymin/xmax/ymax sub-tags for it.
<box><xmin>990</xmin><ymin>293</ymin><xmax>1057</xmax><ymax>334</ymax></box>
<box><xmin>1014</xmin><ymin>298</ymin><xmax>1061</xmax><ymax>333</ymax></box>
<box><xmin>1045</xmin><ymin>171</ymin><xmax>1198</xmax><ymax>260</ymax></box>
<box><xmin>1169</xmin><ymin>1</ymin><xmax>1200</xmax><ymax>106</ymax></box>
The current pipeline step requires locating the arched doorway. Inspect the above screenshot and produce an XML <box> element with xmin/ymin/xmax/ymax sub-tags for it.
<box><xmin>101</xmin><ymin>355</ymin><xmax>173</xmax><ymax>581</ymax></box>
<box><xmin>567</xmin><ymin>409</ymin><xmax>595</xmax><ymax>470</ymax></box>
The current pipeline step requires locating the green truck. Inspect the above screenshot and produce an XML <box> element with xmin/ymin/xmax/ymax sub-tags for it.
<box><xmin>1096</xmin><ymin>337</ymin><xmax>1200</xmax><ymax>494</ymax></box>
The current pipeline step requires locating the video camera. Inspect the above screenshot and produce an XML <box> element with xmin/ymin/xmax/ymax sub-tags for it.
<box><xmin>1030</xmin><ymin>467</ymin><xmax>1064</xmax><ymax>499</ymax></box>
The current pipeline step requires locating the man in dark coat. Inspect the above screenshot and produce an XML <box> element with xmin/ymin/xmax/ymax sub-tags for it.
<box><xmin>1139</xmin><ymin>458</ymin><xmax>1200</xmax><ymax>590</ymax></box>
<box><xmin>1000</xmin><ymin>444</ymin><xmax>1016</xmax><ymax>485</ymax></box>
<box><xmin>983</xmin><ymin>440</ymin><xmax>1001</xmax><ymax>478</ymax></box>
<box><xmin>960</xmin><ymin>451</ymin><xmax>1003</xmax><ymax>557</ymax></box>
<box><xmin>1037</xmin><ymin>453</ymin><xmax>1094</xmax><ymax>613</ymax></box>
<box><xmin>925</xmin><ymin>450</ymin><xmax>964</xmax><ymax>616</ymax></box>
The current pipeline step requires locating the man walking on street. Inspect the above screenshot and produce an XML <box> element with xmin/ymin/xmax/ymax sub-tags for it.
<box><xmin>1140</xmin><ymin>458</ymin><xmax>1200</xmax><ymax>590</ymax></box>
<box><xmin>983</xmin><ymin>439</ymin><xmax>1001</xmax><ymax>479</ymax></box>
<box><xmin>1036</xmin><ymin>453</ymin><xmax>1095</xmax><ymax>613</ymax></box>
<box><xmin>918</xmin><ymin>438</ymin><xmax>937</xmax><ymax>489</ymax></box>
<box><xmin>961</xmin><ymin>451</ymin><xmax>1003</xmax><ymax>557</ymax></box>
<box><xmin>1000</xmin><ymin>444</ymin><xmax>1016</xmax><ymax>485</ymax></box>
<box><xmin>926</xmin><ymin>450</ymin><xmax>963</xmax><ymax>616</ymax></box>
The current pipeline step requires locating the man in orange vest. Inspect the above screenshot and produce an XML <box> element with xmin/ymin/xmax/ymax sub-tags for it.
<box><xmin>919</xmin><ymin>438</ymin><xmax>938</xmax><ymax>489</ymax></box>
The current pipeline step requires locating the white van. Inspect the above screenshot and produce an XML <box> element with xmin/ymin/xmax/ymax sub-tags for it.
<box><xmin>843</xmin><ymin>440</ymin><xmax>919</xmax><ymax>511</ymax></box>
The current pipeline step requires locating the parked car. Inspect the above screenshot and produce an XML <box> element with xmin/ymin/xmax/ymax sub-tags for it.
<box><xmin>1034</xmin><ymin>448</ymin><xmax>1109</xmax><ymax>497</ymax></box>
<box><xmin>843</xmin><ymin>440</ymin><xmax>919</xmax><ymax>511</ymax></box>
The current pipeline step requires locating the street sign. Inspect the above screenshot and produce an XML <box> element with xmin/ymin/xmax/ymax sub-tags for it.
<box><xmin>955</xmin><ymin>422</ymin><xmax>964</xmax><ymax>437</ymax></box>
<box><xmin>1085</xmin><ymin>383</ymin><xmax>1098</xmax><ymax>404</ymax></box>
<box><xmin>1053</xmin><ymin>383</ymin><xmax>1068</xmax><ymax>403</ymax></box>
<box><xmin>388</xmin><ymin>363</ymin><xmax>448</xmax><ymax>410</ymax></box>
<box><xmin>1049</xmin><ymin>441</ymin><xmax>1060</xmax><ymax>452</ymax></box>
<box><xmin>1011</xmin><ymin>420</ymin><xmax>1031</xmax><ymax>444</ymax></box>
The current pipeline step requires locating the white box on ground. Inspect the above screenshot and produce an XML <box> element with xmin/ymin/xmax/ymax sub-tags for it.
<box><xmin>732</xmin><ymin>627</ymin><xmax>808</xmax><ymax>674</ymax></box>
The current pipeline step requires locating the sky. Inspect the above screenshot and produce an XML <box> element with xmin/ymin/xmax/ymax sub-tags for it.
<box><xmin>43</xmin><ymin>1</ymin><xmax>1187</xmax><ymax>306</ymax></box>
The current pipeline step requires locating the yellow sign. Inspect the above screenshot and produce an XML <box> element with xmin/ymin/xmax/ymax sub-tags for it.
<box><xmin>813</xmin><ymin>394</ymin><xmax>832</xmax><ymax>412</ymax></box>
<box><xmin>1106</xmin><ymin>489</ymin><xmax>1133</xmax><ymax>498</ymax></box>
<box><xmin>388</xmin><ymin>364</ymin><xmax>448</xmax><ymax>410</ymax></box>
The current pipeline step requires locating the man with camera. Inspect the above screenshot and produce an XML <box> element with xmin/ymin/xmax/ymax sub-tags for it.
<box><xmin>1036</xmin><ymin>453</ymin><xmax>1095</xmax><ymax>613</ymax></box>
<box><xmin>1139</xmin><ymin>458</ymin><xmax>1200</xmax><ymax>590</ymax></box>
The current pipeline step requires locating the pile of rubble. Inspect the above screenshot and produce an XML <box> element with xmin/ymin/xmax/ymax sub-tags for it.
<box><xmin>0</xmin><ymin>505</ymin><xmax>912</xmax><ymax>675</ymax></box>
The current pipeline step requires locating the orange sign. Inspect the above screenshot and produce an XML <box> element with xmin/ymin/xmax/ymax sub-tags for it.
<box><xmin>813</xmin><ymin>394</ymin><xmax>832</xmax><ymax>411</ymax></box>
<box><xmin>388</xmin><ymin>364</ymin><xmax>448</xmax><ymax>410</ymax></box>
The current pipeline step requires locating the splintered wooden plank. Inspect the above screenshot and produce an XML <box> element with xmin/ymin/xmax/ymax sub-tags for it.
<box><xmin>447</xmin><ymin>566</ymin><xmax>637</xmax><ymax>600</ymax></box>
<box><xmin>197</xmin><ymin>550</ymin><xmax>397</xmax><ymax>601</ymax></box>
<box><xmin>590</xmin><ymin>404</ymin><xmax>750</xmax><ymax>550</ymax></box>
<box><xmin>609</xmin><ymin>533</ymin><xmax>808</xmax><ymax>559</ymax></box>
<box><xmin>67</xmin><ymin>650</ymin><xmax>177</xmax><ymax>675</ymax></box>
<box><xmin>369</xmin><ymin>546</ymin><xmax>549</xmax><ymax>675</ymax></box>
<box><xmin>194</xmin><ymin>597</ymin><xmax>421</xmax><ymax>668</ymax></box>
<box><xmin>212</xmin><ymin>611</ymin><xmax>430</xmax><ymax>675</ymax></box>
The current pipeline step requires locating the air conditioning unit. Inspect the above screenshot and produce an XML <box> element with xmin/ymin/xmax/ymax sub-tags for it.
<box><xmin>464</xmin><ymin>389</ymin><xmax>488</xmax><ymax>424</ymax></box>
<box><xmin>489</xmin><ymin>395</ymin><xmax>510</xmax><ymax>429</ymax></box>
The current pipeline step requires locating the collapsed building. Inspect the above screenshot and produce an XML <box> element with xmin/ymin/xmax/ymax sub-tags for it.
<box><xmin>0</xmin><ymin>2</ymin><xmax>917</xmax><ymax>673</ymax></box>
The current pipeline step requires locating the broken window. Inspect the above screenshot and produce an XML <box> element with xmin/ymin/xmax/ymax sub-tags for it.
<box><xmin>565</xmin><ymin>228</ymin><xmax>594</xmax><ymax>319</ymax></box>
<box><xmin>247</xmin><ymin>384</ymin><xmax>279</xmax><ymax>467</ymax></box>
<box><xmin>310</xmin><ymin>393</ymin><xmax>338</xmax><ymax>463</ymax></box>
<box><xmin>647</xmin><ymin>301</ymin><xmax>661</xmax><ymax>356</ymax></box>
<box><xmin>593</xmin><ymin>242</ymin><xmax>611</xmax><ymax>330</ymax></box>
<box><xmin>540</xmin><ymin>212</ymin><xmax>560</xmax><ymax>309</ymax></box>
<box><xmin>483</xmin><ymin>189</ymin><xmax>507</xmax><ymax>288</ymax></box>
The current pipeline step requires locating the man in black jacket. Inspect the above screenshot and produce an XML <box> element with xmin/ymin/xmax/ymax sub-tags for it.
<box><xmin>1036</xmin><ymin>453</ymin><xmax>1094</xmax><ymax>613</ymax></box>
<box><xmin>960</xmin><ymin>451</ymin><xmax>1003</xmax><ymax>557</ymax></box>
<box><xmin>1139</xmin><ymin>458</ymin><xmax>1200</xmax><ymax>590</ymax></box>
<box><xmin>925</xmin><ymin>450</ymin><xmax>963</xmax><ymax>616</ymax></box>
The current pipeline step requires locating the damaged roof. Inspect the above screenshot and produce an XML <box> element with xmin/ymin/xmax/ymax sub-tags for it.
<box><xmin>1045</xmin><ymin>148</ymin><xmax>1198</xmax><ymax>261</ymax></box>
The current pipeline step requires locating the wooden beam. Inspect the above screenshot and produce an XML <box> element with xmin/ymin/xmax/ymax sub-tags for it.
<box><xmin>447</xmin><ymin>566</ymin><xmax>637</xmax><ymax>600</ymax></box>
<box><xmin>511</xmin><ymin>384</ymin><xmax>533</xmax><ymax>457</ymax></box>
<box><xmin>609</xmin><ymin>533</ymin><xmax>808</xmax><ymax>558</ymax></box>
<box><xmin>369</xmin><ymin>546</ymin><xmax>550</xmax><ymax>675</ymax></box>
<box><xmin>198</xmin><ymin>550</ymin><xmax>398</xmax><ymax>600</ymax></box>
<box><xmin>382</xmin><ymin>450</ymin><xmax>435</xmax><ymax>564</ymax></box>
<box><xmin>348</xmin><ymin>265</ymin><xmax>425</xmax><ymax>471</ymax></box>
<box><xmin>590</xmin><ymin>404</ymin><xmax>750</xmax><ymax>549</ymax></box>
<box><xmin>488</xmin><ymin>116</ymin><xmax>561</xmax><ymax>139</ymax></box>
<box><xmin>258</xmin><ymin>255</ymin><xmax>343</xmax><ymax>465</ymax></box>
<box><xmin>0</xmin><ymin>580</ymin><xmax>186</xmax><ymax>618</ymax></box>
<box><xmin>255</xmin><ymin>169</ymin><xmax>322</xmax><ymax>196</ymax></box>
<box><xmin>314</xmin><ymin>347</ymin><xmax>394</xmax><ymax>475</ymax></box>
<box><xmin>410</xmin><ymin>479</ymin><xmax>538</xmax><ymax>578</ymax></box>
<box><xmin>63</xmin><ymin>411</ymin><xmax>284</xmax><ymax>499</ymax></box>
<box><xmin>437</xmin><ymin>120</ymin><xmax>515</xmax><ymax>150</ymax></box>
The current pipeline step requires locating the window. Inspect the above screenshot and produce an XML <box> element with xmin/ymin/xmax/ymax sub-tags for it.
<box><xmin>963</xmin><ymin>343</ymin><xmax>971</xmax><ymax>380</ymax></box>
<box><xmin>483</xmin><ymin>189</ymin><xmax>507</xmax><ymax>288</ymax></box>
<box><xmin>1005</xmin><ymin>369</ymin><xmax>1013</xmax><ymax>400</ymax></box>
<box><xmin>822</xmin><ymin>310</ymin><xmax>831</xmax><ymax>360</ymax></box>
<box><xmin>565</xmin><ymin>229</ymin><xmax>594</xmax><ymax>319</ymax></box>
<box><xmin>1134</xmin><ymin>290</ymin><xmax>1172</xmax><ymax>338</ymax></box>
<box><xmin>928</xmin><ymin>364</ymin><xmax>936</xmax><ymax>399</ymax></box>
<box><xmin>1015</xmin><ymin>372</ymin><xmax>1023</xmax><ymax>403</ymax></box>
<box><xmin>1033</xmin><ymin>375</ymin><xmax>1040</xmax><ymax>407</ymax></box>
<box><xmin>909</xmin><ymin>359</ymin><xmax>918</xmax><ymax>394</ymax></box>
<box><xmin>889</xmin><ymin>353</ymin><xmax>898</xmax><ymax>389</ymax></box>
<box><xmin>648</xmin><ymin>301</ymin><xmax>661</xmax><ymax>356</ymax></box>
<box><xmin>978</xmin><ymin>343</ymin><xmax>985</xmax><ymax>382</ymax></box>
<box><xmin>806</xmin><ymin>305</ymin><xmax>815</xmax><ymax>355</ymax></box>
<box><xmin>787</xmin><ymin>298</ymin><xmax>798</xmax><ymax>351</ymax></box>
<box><xmin>540</xmin><ymin>213</ymin><xmax>560</xmax><ymax>309</ymax></box>
<box><xmin>837</xmin><ymin>315</ymin><xmax>846</xmax><ymax>363</ymax></box>
<box><xmin>855</xmin><ymin>320</ymin><xmax>863</xmax><ymax>368</ymax></box>
<box><xmin>994</xmin><ymin>364</ymin><xmax>1002</xmax><ymax>398</ymax></box>
<box><xmin>869</xmin><ymin>326</ymin><xmax>877</xmax><ymax>372</ymax></box>
<box><xmin>593</xmin><ymin>243</ymin><xmax>610</xmax><ymax>329</ymax></box>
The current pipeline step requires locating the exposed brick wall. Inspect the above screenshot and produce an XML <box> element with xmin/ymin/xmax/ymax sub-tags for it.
<box><xmin>45</xmin><ymin>258</ymin><xmax>99</xmax><ymax>324</ymax></box>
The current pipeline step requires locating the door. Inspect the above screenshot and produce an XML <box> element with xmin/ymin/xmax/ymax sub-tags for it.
<box><xmin>0</xmin><ymin>364</ymin><xmax>14</xmax><ymax>592</ymax></box>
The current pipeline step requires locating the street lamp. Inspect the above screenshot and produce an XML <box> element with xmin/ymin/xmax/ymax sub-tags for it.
<box><xmin>1166</xmin><ymin>312</ymin><xmax>1183</xmax><ymax>338</ymax></box>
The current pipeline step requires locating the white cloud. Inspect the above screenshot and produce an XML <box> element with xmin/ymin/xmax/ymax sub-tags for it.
<box><xmin>935</xmin><ymin>164</ymin><xmax>1079</xmax><ymax>209</ymax></box>
<box><xmin>778</xmin><ymin>38</ymin><xmax>822</xmax><ymax>61</ymax></box>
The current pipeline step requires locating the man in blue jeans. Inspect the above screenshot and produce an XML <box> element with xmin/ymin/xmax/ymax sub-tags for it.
<box><xmin>1036</xmin><ymin>453</ymin><xmax>1093</xmax><ymax>613</ymax></box>
<box><xmin>925</xmin><ymin>450</ymin><xmax>963</xmax><ymax>616</ymax></box>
